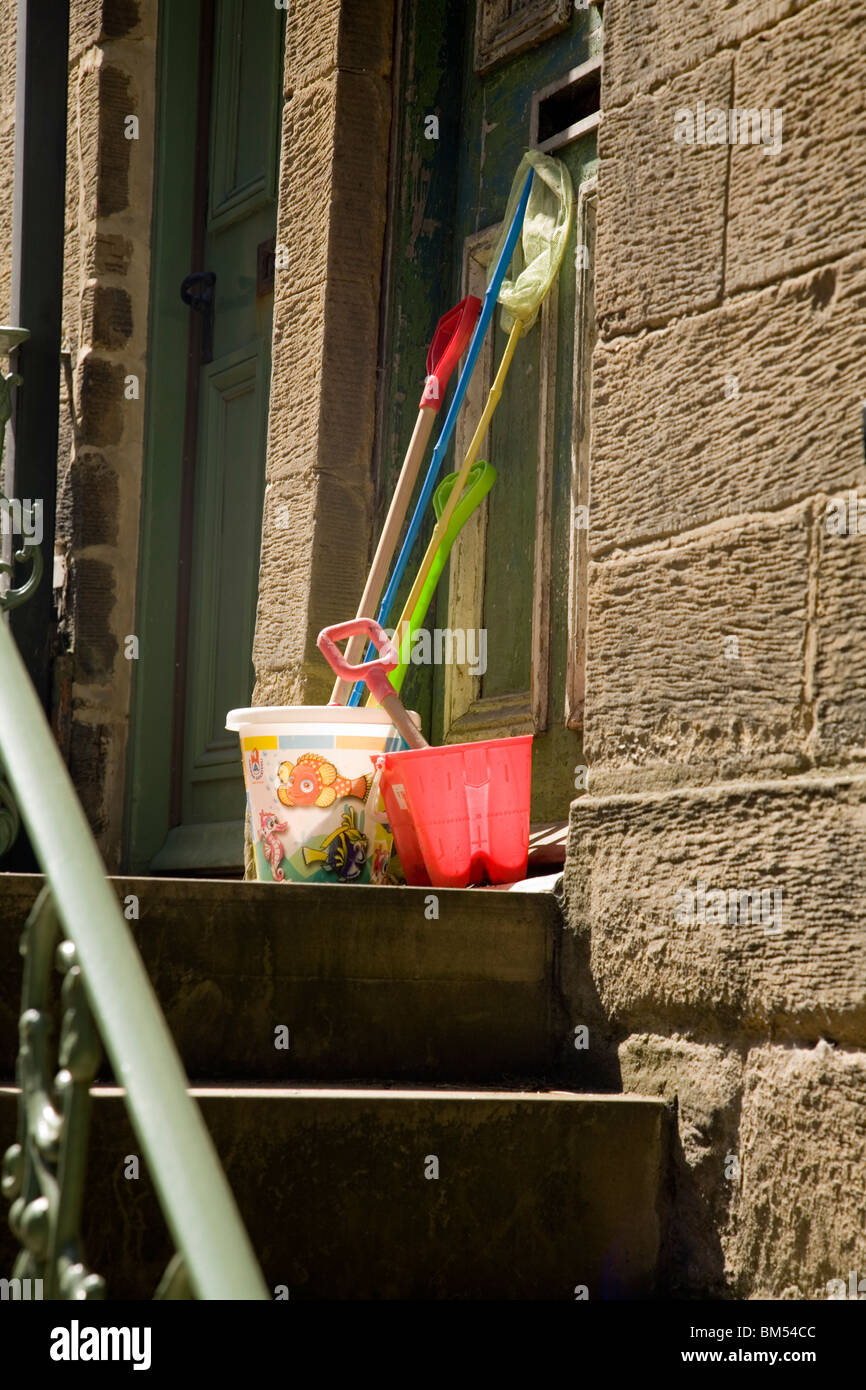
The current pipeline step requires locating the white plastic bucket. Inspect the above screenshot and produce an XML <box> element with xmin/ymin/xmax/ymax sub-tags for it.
<box><xmin>226</xmin><ymin>706</ymin><xmax>411</xmax><ymax>884</ymax></box>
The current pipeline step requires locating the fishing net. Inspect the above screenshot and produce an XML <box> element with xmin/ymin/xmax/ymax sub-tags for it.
<box><xmin>489</xmin><ymin>149</ymin><xmax>574</xmax><ymax>334</ymax></box>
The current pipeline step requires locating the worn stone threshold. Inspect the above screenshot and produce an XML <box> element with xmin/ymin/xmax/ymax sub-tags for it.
<box><xmin>141</xmin><ymin>818</ymin><xmax>569</xmax><ymax>880</ymax></box>
<box><xmin>0</xmin><ymin>870</ymin><xmax>563</xmax><ymax>901</ymax></box>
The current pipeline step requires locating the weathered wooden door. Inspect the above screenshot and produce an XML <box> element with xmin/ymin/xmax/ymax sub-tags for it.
<box><xmin>127</xmin><ymin>0</ymin><xmax>283</xmax><ymax>872</ymax></box>
<box><xmin>380</xmin><ymin>0</ymin><xmax>602</xmax><ymax>822</ymax></box>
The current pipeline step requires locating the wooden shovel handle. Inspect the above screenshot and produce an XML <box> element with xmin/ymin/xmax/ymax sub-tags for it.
<box><xmin>379</xmin><ymin>693</ymin><xmax>428</xmax><ymax>749</ymax></box>
<box><xmin>329</xmin><ymin>409</ymin><xmax>435</xmax><ymax>703</ymax></box>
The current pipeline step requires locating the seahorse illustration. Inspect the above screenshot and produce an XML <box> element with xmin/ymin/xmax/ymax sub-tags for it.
<box><xmin>259</xmin><ymin>808</ymin><xmax>288</xmax><ymax>882</ymax></box>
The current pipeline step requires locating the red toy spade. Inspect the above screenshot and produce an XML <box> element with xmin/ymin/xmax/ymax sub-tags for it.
<box><xmin>328</xmin><ymin>295</ymin><xmax>480</xmax><ymax>704</ymax></box>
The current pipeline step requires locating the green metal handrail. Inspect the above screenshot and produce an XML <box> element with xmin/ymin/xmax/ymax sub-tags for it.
<box><xmin>0</xmin><ymin>612</ymin><xmax>268</xmax><ymax>1299</ymax></box>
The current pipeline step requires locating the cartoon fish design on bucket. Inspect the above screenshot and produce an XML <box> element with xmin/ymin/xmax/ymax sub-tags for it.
<box><xmin>302</xmin><ymin>807</ymin><xmax>368</xmax><ymax>881</ymax></box>
<box><xmin>226</xmin><ymin>705</ymin><xmax>414</xmax><ymax>884</ymax></box>
<box><xmin>276</xmin><ymin>752</ymin><xmax>372</xmax><ymax>809</ymax></box>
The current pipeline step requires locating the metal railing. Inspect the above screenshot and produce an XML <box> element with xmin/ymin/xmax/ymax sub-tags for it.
<box><xmin>0</xmin><ymin>586</ymin><xmax>268</xmax><ymax>1299</ymax></box>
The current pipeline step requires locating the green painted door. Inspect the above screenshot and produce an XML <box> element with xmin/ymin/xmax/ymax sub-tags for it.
<box><xmin>381</xmin><ymin>0</ymin><xmax>602</xmax><ymax>823</ymax></box>
<box><xmin>126</xmin><ymin>0</ymin><xmax>284</xmax><ymax>872</ymax></box>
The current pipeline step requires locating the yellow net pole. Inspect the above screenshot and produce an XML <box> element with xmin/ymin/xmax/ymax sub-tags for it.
<box><xmin>366</xmin><ymin>318</ymin><xmax>523</xmax><ymax>705</ymax></box>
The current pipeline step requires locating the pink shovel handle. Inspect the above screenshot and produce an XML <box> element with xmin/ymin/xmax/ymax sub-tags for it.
<box><xmin>317</xmin><ymin>618</ymin><xmax>398</xmax><ymax>706</ymax></box>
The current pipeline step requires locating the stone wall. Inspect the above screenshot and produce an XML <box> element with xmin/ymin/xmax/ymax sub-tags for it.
<box><xmin>54</xmin><ymin>0</ymin><xmax>158</xmax><ymax>866</ymax></box>
<box><xmin>252</xmin><ymin>0</ymin><xmax>395</xmax><ymax>710</ymax></box>
<box><xmin>0</xmin><ymin>2</ymin><xmax>156</xmax><ymax>866</ymax></box>
<box><xmin>563</xmin><ymin>0</ymin><xmax>866</xmax><ymax>1297</ymax></box>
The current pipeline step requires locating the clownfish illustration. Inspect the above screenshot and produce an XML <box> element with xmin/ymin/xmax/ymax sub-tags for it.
<box><xmin>302</xmin><ymin>807</ymin><xmax>368</xmax><ymax>881</ymax></box>
<box><xmin>259</xmin><ymin>809</ymin><xmax>288</xmax><ymax>882</ymax></box>
<box><xmin>277</xmin><ymin>753</ymin><xmax>371</xmax><ymax>809</ymax></box>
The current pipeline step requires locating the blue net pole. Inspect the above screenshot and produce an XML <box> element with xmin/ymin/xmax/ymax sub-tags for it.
<box><xmin>347</xmin><ymin>167</ymin><xmax>534</xmax><ymax>706</ymax></box>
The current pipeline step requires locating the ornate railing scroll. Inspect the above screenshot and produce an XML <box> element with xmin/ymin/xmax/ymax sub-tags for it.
<box><xmin>0</xmin><ymin>326</ymin><xmax>39</xmax><ymax>862</ymax></box>
<box><xmin>0</xmin><ymin>589</ymin><xmax>267</xmax><ymax>1300</ymax></box>
<box><xmin>0</xmin><ymin>326</ymin><xmax>42</xmax><ymax>615</ymax></box>
<box><xmin>2</xmin><ymin>889</ymin><xmax>105</xmax><ymax>1299</ymax></box>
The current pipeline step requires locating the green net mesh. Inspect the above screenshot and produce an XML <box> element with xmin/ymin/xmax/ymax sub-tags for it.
<box><xmin>488</xmin><ymin>149</ymin><xmax>575</xmax><ymax>334</ymax></box>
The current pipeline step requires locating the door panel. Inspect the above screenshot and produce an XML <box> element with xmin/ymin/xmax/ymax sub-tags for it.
<box><xmin>380</xmin><ymin>0</ymin><xmax>602</xmax><ymax>823</ymax></box>
<box><xmin>209</xmin><ymin>0</ymin><xmax>281</xmax><ymax>227</ymax></box>
<box><xmin>130</xmin><ymin>0</ymin><xmax>283</xmax><ymax>873</ymax></box>
<box><xmin>162</xmin><ymin>0</ymin><xmax>281</xmax><ymax>869</ymax></box>
<box><xmin>441</xmin><ymin>211</ymin><xmax>567</xmax><ymax>747</ymax></box>
<box><xmin>183</xmin><ymin>344</ymin><xmax>267</xmax><ymax>828</ymax></box>
<box><xmin>443</xmin><ymin>149</ymin><xmax>597</xmax><ymax>818</ymax></box>
<box><xmin>482</xmin><ymin>317</ymin><xmax>540</xmax><ymax>699</ymax></box>
<box><xmin>443</xmin><ymin>4</ymin><xmax>602</xmax><ymax>821</ymax></box>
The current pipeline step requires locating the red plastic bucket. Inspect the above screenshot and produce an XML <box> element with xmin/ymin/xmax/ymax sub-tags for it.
<box><xmin>379</xmin><ymin>736</ymin><xmax>532</xmax><ymax>888</ymax></box>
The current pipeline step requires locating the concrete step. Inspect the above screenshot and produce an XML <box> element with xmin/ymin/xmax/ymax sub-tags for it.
<box><xmin>0</xmin><ymin>1085</ymin><xmax>669</xmax><ymax>1300</ymax></box>
<box><xmin>0</xmin><ymin>874</ymin><xmax>564</xmax><ymax>1084</ymax></box>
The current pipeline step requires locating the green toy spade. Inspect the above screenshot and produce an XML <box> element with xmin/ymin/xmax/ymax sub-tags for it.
<box><xmin>389</xmin><ymin>459</ymin><xmax>496</xmax><ymax>694</ymax></box>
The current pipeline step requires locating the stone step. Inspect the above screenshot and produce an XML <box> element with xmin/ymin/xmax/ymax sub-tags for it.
<box><xmin>0</xmin><ymin>875</ymin><xmax>564</xmax><ymax>1084</ymax></box>
<box><xmin>0</xmin><ymin>1085</ymin><xmax>669</xmax><ymax>1300</ymax></box>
